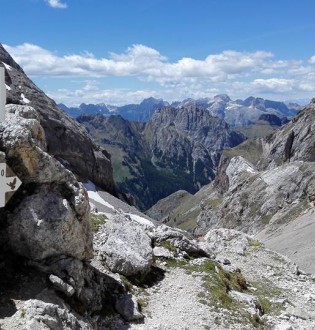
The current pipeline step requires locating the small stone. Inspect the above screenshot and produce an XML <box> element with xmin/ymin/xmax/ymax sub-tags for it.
<box><xmin>49</xmin><ymin>274</ymin><xmax>75</xmax><ymax>297</ymax></box>
<box><xmin>115</xmin><ymin>293</ymin><xmax>144</xmax><ymax>321</ymax></box>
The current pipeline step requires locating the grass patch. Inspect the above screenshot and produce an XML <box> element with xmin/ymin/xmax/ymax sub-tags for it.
<box><xmin>156</xmin><ymin>240</ymin><xmax>177</xmax><ymax>253</ymax></box>
<box><xmin>261</xmin><ymin>214</ymin><xmax>272</xmax><ymax>224</ymax></box>
<box><xmin>165</xmin><ymin>259</ymin><xmax>188</xmax><ymax>268</ymax></box>
<box><xmin>170</xmin><ymin>259</ymin><xmax>248</xmax><ymax>311</ymax></box>
<box><xmin>249</xmin><ymin>240</ymin><xmax>262</xmax><ymax>248</ymax></box>
<box><xmin>119</xmin><ymin>275</ymin><xmax>134</xmax><ymax>292</ymax></box>
<box><xmin>90</xmin><ymin>213</ymin><xmax>107</xmax><ymax>232</ymax></box>
<box><xmin>206</xmin><ymin>198</ymin><xmax>223</xmax><ymax>208</ymax></box>
<box><xmin>223</xmin><ymin>139</ymin><xmax>263</xmax><ymax>165</ymax></box>
<box><xmin>259</xmin><ymin>297</ymin><xmax>272</xmax><ymax>314</ymax></box>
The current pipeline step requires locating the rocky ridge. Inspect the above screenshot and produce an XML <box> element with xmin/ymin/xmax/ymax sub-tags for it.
<box><xmin>61</xmin><ymin>94</ymin><xmax>301</xmax><ymax>128</ymax></box>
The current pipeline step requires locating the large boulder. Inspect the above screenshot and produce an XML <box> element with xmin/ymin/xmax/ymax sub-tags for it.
<box><xmin>0</xmin><ymin>104</ymin><xmax>93</xmax><ymax>261</ymax></box>
<box><xmin>95</xmin><ymin>214</ymin><xmax>153</xmax><ymax>276</ymax></box>
<box><xmin>154</xmin><ymin>224</ymin><xmax>211</xmax><ymax>257</ymax></box>
<box><xmin>199</xmin><ymin>228</ymin><xmax>256</xmax><ymax>256</ymax></box>
<box><xmin>7</xmin><ymin>185</ymin><xmax>93</xmax><ymax>260</ymax></box>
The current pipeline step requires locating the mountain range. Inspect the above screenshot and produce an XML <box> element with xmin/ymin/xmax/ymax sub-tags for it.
<box><xmin>60</xmin><ymin>94</ymin><xmax>301</xmax><ymax>127</ymax></box>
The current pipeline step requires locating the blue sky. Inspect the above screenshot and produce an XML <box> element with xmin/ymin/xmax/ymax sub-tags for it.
<box><xmin>1</xmin><ymin>0</ymin><xmax>315</xmax><ymax>105</ymax></box>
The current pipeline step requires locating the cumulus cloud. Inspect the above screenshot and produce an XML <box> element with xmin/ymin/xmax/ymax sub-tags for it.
<box><xmin>3</xmin><ymin>43</ymin><xmax>315</xmax><ymax>103</ymax></box>
<box><xmin>4</xmin><ymin>43</ymin><xmax>274</xmax><ymax>80</ymax></box>
<box><xmin>309</xmin><ymin>55</ymin><xmax>315</xmax><ymax>64</ymax></box>
<box><xmin>252</xmin><ymin>78</ymin><xmax>295</xmax><ymax>93</ymax></box>
<box><xmin>46</xmin><ymin>0</ymin><xmax>67</xmax><ymax>9</ymax></box>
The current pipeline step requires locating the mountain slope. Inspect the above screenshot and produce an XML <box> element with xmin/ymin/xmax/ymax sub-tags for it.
<box><xmin>78</xmin><ymin>106</ymin><xmax>245</xmax><ymax>210</ymax></box>
<box><xmin>0</xmin><ymin>44</ymin><xmax>115</xmax><ymax>194</ymax></box>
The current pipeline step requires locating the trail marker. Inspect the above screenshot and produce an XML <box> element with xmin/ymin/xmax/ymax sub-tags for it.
<box><xmin>0</xmin><ymin>67</ymin><xmax>5</xmax><ymax>122</ymax></box>
<box><xmin>0</xmin><ymin>163</ymin><xmax>22</xmax><ymax>208</ymax></box>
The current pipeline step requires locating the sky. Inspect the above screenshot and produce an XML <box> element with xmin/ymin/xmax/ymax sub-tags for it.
<box><xmin>1</xmin><ymin>0</ymin><xmax>315</xmax><ymax>106</ymax></box>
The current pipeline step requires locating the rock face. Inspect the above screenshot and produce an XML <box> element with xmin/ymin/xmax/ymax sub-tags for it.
<box><xmin>265</xmin><ymin>100</ymin><xmax>315</xmax><ymax>164</ymax></box>
<box><xmin>78</xmin><ymin>106</ymin><xmax>245</xmax><ymax>210</ymax></box>
<box><xmin>0</xmin><ymin>44</ymin><xmax>115</xmax><ymax>194</ymax></box>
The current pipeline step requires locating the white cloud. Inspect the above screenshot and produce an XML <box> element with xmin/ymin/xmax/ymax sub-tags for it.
<box><xmin>48</xmin><ymin>86</ymin><xmax>158</xmax><ymax>106</ymax></box>
<box><xmin>3</xmin><ymin>43</ymin><xmax>315</xmax><ymax>104</ymax></box>
<box><xmin>252</xmin><ymin>78</ymin><xmax>295</xmax><ymax>93</ymax></box>
<box><xmin>46</xmin><ymin>0</ymin><xmax>67</xmax><ymax>9</ymax></box>
<box><xmin>309</xmin><ymin>55</ymin><xmax>315</xmax><ymax>64</ymax></box>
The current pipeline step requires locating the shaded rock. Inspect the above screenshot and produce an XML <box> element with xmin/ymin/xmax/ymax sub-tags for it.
<box><xmin>96</xmin><ymin>214</ymin><xmax>153</xmax><ymax>276</ymax></box>
<box><xmin>7</xmin><ymin>184</ymin><xmax>93</xmax><ymax>261</ymax></box>
<box><xmin>115</xmin><ymin>293</ymin><xmax>143</xmax><ymax>321</ymax></box>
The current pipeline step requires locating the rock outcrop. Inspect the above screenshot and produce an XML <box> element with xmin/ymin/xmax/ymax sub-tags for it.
<box><xmin>0</xmin><ymin>44</ymin><xmax>115</xmax><ymax>194</ymax></box>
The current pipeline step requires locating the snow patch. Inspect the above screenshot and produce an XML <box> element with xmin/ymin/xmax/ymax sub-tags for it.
<box><xmin>5</xmin><ymin>84</ymin><xmax>11</xmax><ymax>91</ymax></box>
<box><xmin>2</xmin><ymin>62</ymin><xmax>12</xmax><ymax>71</ymax></box>
<box><xmin>84</xmin><ymin>181</ymin><xmax>115</xmax><ymax>210</ymax></box>
<box><xmin>21</xmin><ymin>93</ymin><xmax>30</xmax><ymax>104</ymax></box>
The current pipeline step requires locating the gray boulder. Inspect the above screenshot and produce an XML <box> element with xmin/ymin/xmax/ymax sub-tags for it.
<box><xmin>154</xmin><ymin>225</ymin><xmax>211</xmax><ymax>257</ymax></box>
<box><xmin>49</xmin><ymin>275</ymin><xmax>75</xmax><ymax>297</ymax></box>
<box><xmin>96</xmin><ymin>214</ymin><xmax>153</xmax><ymax>276</ymax></box>
<box><xmin>200</xmin><ymin>228</ymin><xmax>256</xmax><ymax>256</ymax></box>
